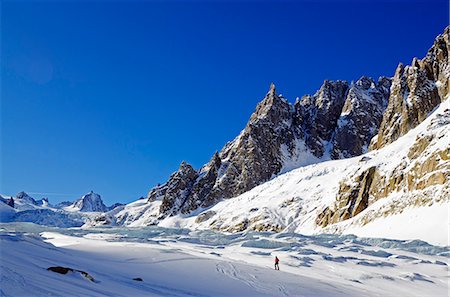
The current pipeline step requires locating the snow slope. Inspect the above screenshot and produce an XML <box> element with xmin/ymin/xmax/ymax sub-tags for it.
<box><xmin>114</xmin><ymin>98</ymin><xmax>450</xmax><ymax>246</ymax></box>
<box><xmin>1</xmin><ymin>223</ymin><xmax>448</xmax><ymax>297</ymax></box>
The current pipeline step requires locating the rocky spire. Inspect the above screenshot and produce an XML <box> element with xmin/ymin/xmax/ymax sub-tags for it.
<box><xmin>7</xmin><ymin>197</ymin><xmax>14</xmax><ymax>208</ymax></box>
<box><xmin>372</xmin><ymin>26</ymin><xmax>449</xmax><ymax>150</ymax></box>
<box><xmin>155</xmin><ymin>161</ymin><xmax>198</xmax><ymax>216</ymax></box>
<box><xmin>71</xmin><ymin>191</ymin><xmax>107</xmax><ymax>212</ymax></box>
<box><xmin>149</xmin><ymin>76</ymin><xmax>389</xmax><ymax>219</ymax></box>
<box><xmin>249</xmin><ymin>83</ymin><xmax>290</xmax><ymax>124</ymax></box>
<box><xmin>331</xmin><ymin>76</ymin><xmax>391</xmax><ymax>158</ymax></box>
<box><xmin>295</xmin><ymin>80</ymin><xmax>349</xmax><ymax>157</ymax></box>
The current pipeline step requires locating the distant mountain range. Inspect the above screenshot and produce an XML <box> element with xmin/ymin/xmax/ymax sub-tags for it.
<box><xmin>2</xmin><ymin>26</ymin><xmax>448</xmax><ymax>245</ymax></box>
<box><xmin>0</xmin><ymin>191</ymin><xmax>123</xmax><ymax>227</ymax></box>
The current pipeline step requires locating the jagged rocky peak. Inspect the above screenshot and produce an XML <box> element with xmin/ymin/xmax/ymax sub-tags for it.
<box><xmin>145</xmin><ymin>78</ymin><xmax>392</xmax><ymax>220</ymax></box>
<box><xmin>156</xmin><ymin>161</ymin><xmax>199</xmax><ymax>216</ymax></box>
<box><xmin>249</xmin><ymin>83</ymin><xmax>291</xmax><ymax>124</ymax></box>
<box><xmin>71</xmin><ymin>191</ymin><xmax>107</xmax><ymax>212</ymax></box>
<box><xmin>16</xmin><ymin>191</ymin><xmax>37</xmax><ymax>205</ymax></box>
<box><xmin>423</xmin><ymin>26</ymin><xmax>450</xmax><ymax>98</ymax></box>
<box><xmin>295</xmin><ymin>80</ymin><xmax>349</xmax><ymax>157</ymax></box>
<box><xmin>331</xmin><ymin>76</ymin><xmax>392</xmax><ymax>158</ymax></box>
<box><xmin>199</xmin><ymin>151</ymin><xmax>221</xmax><ymax>176</ymax></box>
<box><xmin>148</xmin><ymin>160</ymin><xmax>198</xmax><ymax>203</ymax></box>
<box><xmin>150</xmin><ymin>84</ymin><xmax>299</xmax><ymax>218</ymax></box>
<box><xmin>372</xmin><ymin>26</ymin><xmax>449</xmax><ymax>150</ymax></box>
<box><xmin>180</xmin><ymin>152</ymin><xmax>223</xmax><ymax>213</ymax></box>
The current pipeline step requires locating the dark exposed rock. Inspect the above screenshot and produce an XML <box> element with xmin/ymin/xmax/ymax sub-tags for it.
<box><xmin>182</xmin><ymin>152</ymin><xmax>222</xmax><ymax>212</ymax></box>
<box><xmin>133</xmin><ymin>277</ymin><xmax>143</xmax><ymax>281</ymax></box>
<box><xmin>7</xmin><ymin>197</ymin><xmax>14</xmax><ymax>208</ymax></box>
<box><xmin>295</xmin><ymin>80</ymin><xmax>349</xmax><ymax>157</ymax></box>
<box><xmin>210</xmin><ymin>84</ymin><xmax>295</xmax><ymax>203</ymax></box>
<box><xmin>47</xmin><ymin>266</ymin><xmax>95</xmax><ymax>282</ymax></box>
<box><xmin>48</xmin><ymin>266</ymin><xmax>73</xmax><ymax>274</ymax></box>
<box><xmin>90</xmin><ymin>213</ymin><xmax>113</xmax><ymax>226</ymax></box>
<box><xmin>316</xmin><ymin>166</ymin><xmax>377</xmax><ymax>227</ymax></box>
<box><xmin>155</xmin><ymin>161</ymin><xmax>199</xmax><ymax>216</ymax></box>
<box><xmin>331</xmin><ymin>77</ymin><xmax>391</xmax><ymax>158</ymax></box>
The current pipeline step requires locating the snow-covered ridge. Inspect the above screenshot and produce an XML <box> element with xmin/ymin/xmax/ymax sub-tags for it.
<box><xmin>0</xmin><ymin>191</ymin><xmax>122</xmax><ymax>227</ymax></box>
<box><xmin>144</xmin><ymin>76</ymin><xmax>391</xmax><ymax>219</ymax></box>
<box><xmin>111</xmin><ymin>97</ymin><xmax>449</xmax><ymax>246</ymax></box>
<box><xmin>88</xmin><ymin>27</ymin><xmax>450</xmax><ymax>246</ymax></box>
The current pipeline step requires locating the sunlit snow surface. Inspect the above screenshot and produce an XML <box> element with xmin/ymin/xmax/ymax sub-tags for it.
<box><xmin>1</xmin><ymin>223</ymin><xmax>448</xmax><ymax>296</ymax></box>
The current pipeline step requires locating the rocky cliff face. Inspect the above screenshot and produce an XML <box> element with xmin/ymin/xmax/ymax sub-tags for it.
<box><xmin>332</xmin><ymin>77</ymin><xmax>391</xmax><ymax>158</ymax></box>
<box><xmin>317</xmin><ymin>27</ymin><xmax>450</xmax><ymax>228</ymax></box>
<box><xmin>152</xmin><ymin>161</ymin><xmax>199</xmax><ymax>216</ymax></box>
<box><xmin>87</xmin><ymin>26</ymin><xmax>449</xmax><ymax>232</ymax></box>
<box><xmin>295</xmin><ymin>80</ymin><xmax>349</xmax><ymax>157</ymax></box>
<box><xmin>372</xmin><ymin>27</ymin><xmax>450</xmax><ymax>150</ymax></box>
<box><xmin>148</xmin><ymin>79</ymin><xmax>391</xmax><ymax>219</ymax></box>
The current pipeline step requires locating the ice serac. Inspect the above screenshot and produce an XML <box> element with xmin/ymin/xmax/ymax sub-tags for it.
<box><xmin>331</xmin><ymin>76</ymin><xmax>391</xmax><ymax>158</ymax></box>
<box><xmin>372</xmin><ymin>26</ymin><xmax>450</xmax><ymax>150</ymax></box>
<box><xmin>70</xmin><ymin>191</ymin><xmax>107</xmax><ymax>212</ymax></box>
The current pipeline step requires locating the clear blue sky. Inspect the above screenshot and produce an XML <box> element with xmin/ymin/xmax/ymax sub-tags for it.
<box><xmin>1</xmin><ymin>0</ymin><xmax>448</xmax><ymax>205</ymax></box>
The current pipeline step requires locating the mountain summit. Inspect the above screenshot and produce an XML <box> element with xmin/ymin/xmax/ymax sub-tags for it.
<box><xmin>68</xmin><ymin>191</ymin><xmax>107</xmax><ymax>212</ymax></box>
<box><xmin>145</xmin><ymin>74</ymin><xmax>392</xmax><ymax>219</ymax></box>
<box><xmin>93</xmin><ymin>26</ymin><xmax>448</xmax><ymax>230</ymax></box>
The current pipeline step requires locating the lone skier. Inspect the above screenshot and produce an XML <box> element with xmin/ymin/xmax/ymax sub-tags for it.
<box><xmin>274</xmin><ymin>256</ymin><xmax>280</xmax><ymax>270</ymax></box>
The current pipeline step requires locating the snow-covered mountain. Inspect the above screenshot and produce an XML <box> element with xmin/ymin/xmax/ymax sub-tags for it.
<box><xmin>87</xmin><ymin>26</ymin><xmax>450</xmax><ymax>247</ymax></box>
<box><xmin>0</xmin><ymin>191</ymin><xmax>119</xmax><ymax>227</ymax></box>
<box><xmin>65</xmin><ymin>191</ymin><xmax>108</xmax><ymax>212</ymax></box>
<box><xmin>3</xmin><ymin>27</ymin><xmax>449</xmax><ymax>247</ymax></box>
<box><xmin>145</xmin><ymin>76</ymin><xmax>391</xmax><ymax>219</ymax></box>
